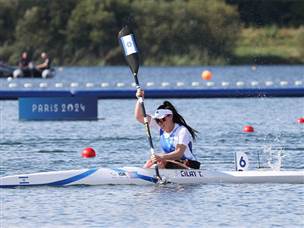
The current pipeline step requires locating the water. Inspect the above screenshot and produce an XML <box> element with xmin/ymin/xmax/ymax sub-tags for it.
<box><xmin>1</xmin><ymin>66</ymin><xmax>304</xmax><ymax>227</ymax></box>
<box><xmin>1</xmin><ymin>65</ymin><xmax>304</xmax><ymax>89</ymax></box>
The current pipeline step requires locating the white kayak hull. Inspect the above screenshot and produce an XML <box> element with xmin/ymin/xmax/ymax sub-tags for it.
<box><xmin>1</xmin><ymin>167</ymin><xmax>303</xmax><ymax>187</ymax></box>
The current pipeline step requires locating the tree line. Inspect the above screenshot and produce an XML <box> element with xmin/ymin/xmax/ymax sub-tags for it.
<box><xmin>0</xmin><ymin>0</ymin><xmax>303</xmax><ymax>66</ymax></box>
<box><xmin>226</xmin><ymin>0</ymin><xmax>304</xmax><ymax>27</ymax></box>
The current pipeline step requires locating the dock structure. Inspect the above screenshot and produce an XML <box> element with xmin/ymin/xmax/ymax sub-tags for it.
<box><xmin>0</xmin><ymin>80</ymin><xmax>303</xmax><ymax>99</ymax></box>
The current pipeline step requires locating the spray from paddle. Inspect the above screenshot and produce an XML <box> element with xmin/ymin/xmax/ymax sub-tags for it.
<box><xmin>118</xmin><ymin>25</ymin><xmax>162</xmax><ymax>181</ymax></box>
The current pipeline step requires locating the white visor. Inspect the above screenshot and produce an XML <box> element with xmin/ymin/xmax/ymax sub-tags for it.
<box><xmin>151</xmin><ymin>109</ymin><xmax>173</xmax><ymax>119</ymax></box>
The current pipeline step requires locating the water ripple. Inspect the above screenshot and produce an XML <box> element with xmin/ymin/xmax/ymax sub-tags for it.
<box><xmin>1</xmin><ymin>66</ymin><xmax>304</xmax><ymax>227</ymax></box>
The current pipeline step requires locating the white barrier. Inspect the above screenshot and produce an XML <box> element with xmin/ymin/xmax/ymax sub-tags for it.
<box><xmin>251</xmin><ymin>81</ymin><xmax>259</xmax><ymax>86</ymax></box>
<box><xmin>101</xmin><ymin>82</ymin><xmax>109</xmax><ymax>87</ymax></box>
<box><xmin>265</xmin><ymin>81</ymin><xmax>274</xmax><ymax>86</ymax></box>
<box><xmin>161</xmin><ymin>82</ymin><xmax>170</xmax><ymax>87</ymax></box>
<box><xmin>24</xmin><ymin>83</ymin><xmax>33</xmax><ymax>88</ymax></box>
<box><xmin>86</xmin><ymin>82</ymin><xmax>95</xmax><ymax>88</ymax></box>
<box><xmin>221</xmin><ymin>82</ymin><xmax>229</xmax><ymax>87</ymax></box>
<box><xmin>146</xmin><ymin>82</ymin><xmax>155</xmax><ymax>87</ymax></box>
<box><xmin>191</xmin><ymin>82</ymin><xmax>200</xmax><ymax>87</ymax></box>
<box><xmin>236</xmin><ymin>81</ymin><xmax>245</xmax><ymax>87</ymax></box>
<box><xmin>39</xmin><ymin>83</ymin><xmax>48</xmax><ymax>88</ymax></box>
<box><xmin>116</xmin><ymin>82</ymin><xmax>125</xmax><ymax>87</ymax></box>
<box><xmin>3</xmin><ymin>80</ymin><xmax>303</xmax><ymax>90</ymax></box>
<box><xmin>280</xmin><ymin>81</ymin><xmax>288</xmax><ymax>86</ymax></box>
<box><xmin>55</xmin><ymin>83</ymin><xmax>64</xmax><ymax>88</ymax></box>
<box><xmin>70</xmin><ymin>82</ymin><xmax>79</xmax><ymax>88</ymax></box>
<box><xmin>206</xmin><ymin>82</ymin><xmax>215</xmax><ymax>87</ymax></box>
<box><xmin>8</xmin><ymin>83</ymin><xmax>18</xmax><ymax>88</ymax></box>
<box><xmin>295</xmin><ymin>81</ymin><xmax>303</xmax><ymax>86</ymax></box>
<box><xmin>176</xmin><ymin>82</ymin><xmax>185</xmax><ymax>87</ymax></box>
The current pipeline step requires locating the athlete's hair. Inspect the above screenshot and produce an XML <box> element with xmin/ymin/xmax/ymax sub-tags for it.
<box><xmin>157</xmin><ymin>101</ymin><xmax>198</xmax><ymax>140</ymax></box>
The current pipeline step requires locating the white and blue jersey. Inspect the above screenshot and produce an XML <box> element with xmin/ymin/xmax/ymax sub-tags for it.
<box><xmin>151</xmin><ymin>121</ymin><xmax>197</xmax><ymax>161</ymax></box>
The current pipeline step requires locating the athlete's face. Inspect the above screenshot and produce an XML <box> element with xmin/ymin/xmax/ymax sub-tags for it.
<box><xmin>156</xmin><ymin>114</ymin><xmax>174</xmax><ymax>132</ymax></box>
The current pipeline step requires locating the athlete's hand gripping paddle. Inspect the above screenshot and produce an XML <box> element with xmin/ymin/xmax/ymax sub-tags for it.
<box><xmin>118</xmin><ymin>25</ymin><xmax>162</xmax><ymax>181</ymax></box>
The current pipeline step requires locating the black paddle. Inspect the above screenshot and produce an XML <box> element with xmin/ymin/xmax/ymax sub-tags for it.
<box><xmin>118</xmin><ymin>25</ymin><xmax>162</xmax><ymax>181</ymax></box>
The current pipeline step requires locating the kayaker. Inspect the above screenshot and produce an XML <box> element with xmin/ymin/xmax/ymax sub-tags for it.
<box><xmin>135</xmin><ymin>89</ymin><xmax>200</xmax><ymax>169</ymax></box>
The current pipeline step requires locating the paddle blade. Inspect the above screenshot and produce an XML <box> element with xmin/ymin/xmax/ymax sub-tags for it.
<box><xmin>118</xmin><ymin>25</ymin><xmax>139</xmax><ymax>75</ymax></box>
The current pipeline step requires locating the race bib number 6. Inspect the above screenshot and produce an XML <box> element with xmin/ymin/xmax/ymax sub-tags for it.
<box><xmin>235</xmin><ymin>151</ymin><xmax>249</xmax><ymax>171</ymax></box>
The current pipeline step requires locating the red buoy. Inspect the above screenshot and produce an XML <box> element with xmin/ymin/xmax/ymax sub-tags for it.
<box><xmin>297</xmin><ymin>117</ymin><xmax>304</xmax><ymax>124</ymax></box>
<box><xmin>81</xmin><ymin>147</ymin><xmax>96</xmax><ymax>158</ymax></box>
<box><xmin>243</xmin><ymin>125</ymin><xmax>254</xmax><ymax>133</ymax></box>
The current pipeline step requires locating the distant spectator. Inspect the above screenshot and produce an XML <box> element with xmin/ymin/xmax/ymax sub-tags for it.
<box><xmin>18</xmin><ymin>52</ymin><xmax>31</xmax><ymax>69</ymax></box>
<box><xmin>36</xmin><ymin>52</ymin><xmax>51</xmax><ymax>71</ymax></box>
<box><xmin>0</xmin><ymin>59</ymin><xmax>6</xmax><ymax>66</ymax></box>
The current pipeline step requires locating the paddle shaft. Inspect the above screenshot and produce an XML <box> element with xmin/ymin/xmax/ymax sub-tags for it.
<box><xmin>134</xmin><ymin>73</ymin><xmax>155</xmax><ymax>153</ymax></box>
<box><xmin>118</xmin><ymin>25</ymin><xmax>161</xmax><ymax>181</ymax></box>
<box><xmin>134</xmin><ymin>73</ymin><xmax>162</xmax><ymax>180</ymax></box>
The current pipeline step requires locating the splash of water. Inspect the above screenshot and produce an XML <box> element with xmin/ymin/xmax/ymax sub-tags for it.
<box><xmin>263</xmin><ymin>145</ymin><xmax>284</xmax><ymax>171</ymax></box>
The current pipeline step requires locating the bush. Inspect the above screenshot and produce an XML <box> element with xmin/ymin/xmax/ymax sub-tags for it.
<box><xmin>1</xmin><ymin>0</ymin><xmax>240</xmax><ymax>65</ymax></box>
<box><xmin>297</xmin><ymin>27</ymin><xmax>304</xmax><ymax>58</ymax></box>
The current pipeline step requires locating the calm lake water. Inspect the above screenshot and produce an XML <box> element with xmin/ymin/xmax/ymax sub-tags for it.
<box><xmin>0</xmin><ymin>66</ymin><xmax>303</xmax><ymax>227</ymax></box>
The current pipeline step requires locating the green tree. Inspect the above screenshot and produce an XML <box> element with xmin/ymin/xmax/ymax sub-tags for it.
<box><xmin>133</xmin><ymin>0</ymin><xmax>239</xmax><ymax>65</ymax></box>
<box><xmin>47</xmin><ymin>0</ymin><xmax>78</xmax><ymax>64</ymax></box>
<box><xmin>13</xmin><ymin>0</ymin><xmax>76</xmax><ymax>64</ymax></box>
<box><xmin>66</xmin><ymin>0</ymin><xmax>133</xmax><ymax>65</ymax></box>
<box><xmin>226</xmin><ymin>0</ymin><xmax>304</xmax><ymax>27</ymax></box>
<box><xmin>298</xmin><ymin>27</ymin><xmax>304</xmax><ymax>58</ymax></box>
<box><xmin>0</xmin><ymin>0</ymin><xmax>30</xmax><ymax>62</ymax></box>
<box><xmin>0</xmin><ymin>0</ymin><xmax>242</xmax><ymax>65</ymax></box>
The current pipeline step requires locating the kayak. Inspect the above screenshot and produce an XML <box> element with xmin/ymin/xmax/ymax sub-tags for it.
<box><xmin>12</xmin><ymin>68</ymin><xmax>55</xmax><ymax>78</ymax></box>
<box><xmin>1</xmin><ymin>167</ymin><xmax>303</xmax><ymax>187</ymax></box>
<box><xmin>0</xmin><ymin>65</ymin><xmax>55</xmax><ymax>78</ymax></box>
<box><xmin>0</xmin><ymin>65</ymin><xmax>15</xmax><ymax>78</ymax></box>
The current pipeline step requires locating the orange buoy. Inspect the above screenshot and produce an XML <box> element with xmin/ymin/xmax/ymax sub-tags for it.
<box><xmin>243</xmin><ymin>125</ymin><xmax>254</xmax><ymax>133</ymax></box>
<box><xmin>297</xmin><ymin>117</ymin><xmax>304</xmax><ymax>124</ymax></box>
<box><xmin>201</xmin><ymin>70</ymin><xmax>212</xmax><ymax>80</ymax></box>
<box><xmin>81</xmin><ymin>147</ymin><xmax>96</xmax><ymax>158</ymax></box>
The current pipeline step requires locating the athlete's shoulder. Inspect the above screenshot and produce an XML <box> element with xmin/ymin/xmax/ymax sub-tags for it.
<box><xmin>177</xmin><ymin>124</ymin><xmax>191</xmax><ymax>135</ymax></box>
